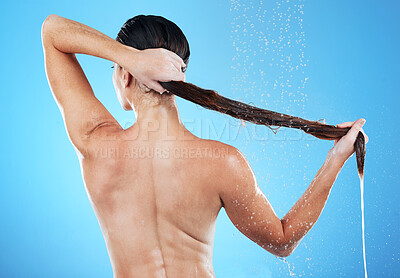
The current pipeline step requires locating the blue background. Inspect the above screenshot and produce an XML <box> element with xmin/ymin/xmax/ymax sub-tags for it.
<box><xmin>1</xmin><ymin>0</ymin><xmax>399</xmax><ymax>277</ymax></box>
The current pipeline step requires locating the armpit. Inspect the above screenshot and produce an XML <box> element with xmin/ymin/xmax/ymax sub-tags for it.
<box><xmin>85</xmin><ymin>121</ymin><xmax>122</xmax><ymax>137</ymax></box>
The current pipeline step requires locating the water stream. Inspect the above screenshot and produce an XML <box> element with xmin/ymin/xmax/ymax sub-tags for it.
<box><xmin>277</xmin><ymin>256</ymin><xmax>296</xmax><ymax>277</ymax></box>
<box><xmin>359</xmin><ymin>174</ymin><xmax>368</xmax><ymax>278</ymax></box>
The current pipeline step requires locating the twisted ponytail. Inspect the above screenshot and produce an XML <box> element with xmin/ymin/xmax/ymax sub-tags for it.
<box><xmin>160</xmin><ymin>81</ymin><xmax>366</xmax><ymax>177</ymax></box>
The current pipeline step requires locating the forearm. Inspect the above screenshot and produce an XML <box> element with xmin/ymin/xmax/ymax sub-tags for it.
<box><xmin>41</xmin><ymin>14</ymin><xmax>133</xmax><ymax>67</ymax></box>
<box><xmin>279</xmin><ymin>148</ymin><xmax>345</xmax><ymax>255</ymax></box>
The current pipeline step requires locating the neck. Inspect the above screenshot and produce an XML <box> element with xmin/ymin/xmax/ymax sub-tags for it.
<box><xmin>129</xmin><ymin>94</ymin><xmax>187</xmax><ymax>140</ymax></box>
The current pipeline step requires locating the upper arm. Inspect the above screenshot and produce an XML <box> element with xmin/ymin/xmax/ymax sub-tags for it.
<box><xmin>218</xmin><ymin>147</ymin><xmax>293</xmax><ymax>257</ymax></box>
<box><xmin>41</xmin><ymin>18</ymin><xmax>121</xmax><ymax>156</ymax></box>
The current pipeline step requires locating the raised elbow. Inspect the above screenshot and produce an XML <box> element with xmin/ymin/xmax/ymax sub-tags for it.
<box><xmin>43</xmin><ymin>14</ymin><xmax>60</xmax><ymax>26</ymax></box>
<box><xmin>41</xmin><ymin>14</ymin><xmax>60</xmax><ymax>40</ymax></box>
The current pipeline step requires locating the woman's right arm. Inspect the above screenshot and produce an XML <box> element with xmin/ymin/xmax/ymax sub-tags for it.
<box><xmin>218</xmin><ymin>118</ymin><xmax>367</xmax><ymax>257</ymax></box>
<box><xmin>42</xmin><ymin>14</ymin><xmax>185</xmax><ymax>155</ymax></box>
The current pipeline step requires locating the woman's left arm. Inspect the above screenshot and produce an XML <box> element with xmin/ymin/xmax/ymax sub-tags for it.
<box><xmin>41</xmin><ymin>14</ymin><xmax>185</xmax><ymax>156</ymax></box>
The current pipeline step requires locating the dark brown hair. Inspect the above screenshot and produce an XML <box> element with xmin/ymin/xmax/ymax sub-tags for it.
<box><xmin>117</xmin><ymin>15</ymin><xmax>366</xmax><ymax>176</ymax></box>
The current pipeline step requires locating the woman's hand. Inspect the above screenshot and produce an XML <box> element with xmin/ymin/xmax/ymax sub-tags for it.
<box><xmin>331</xmin><ymin>118</ymin><xmax>369</xmax><ymax>163</ymax></box>
<box><xmin>120</xmin><ymin>47</ymin><xmax>186</xmax><ymax>93</ymax></box>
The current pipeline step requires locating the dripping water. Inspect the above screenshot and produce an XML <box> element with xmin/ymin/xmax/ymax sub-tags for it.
<box><xmin>359</xmin><ymin>173</ymin><xmax>368</xmax><ymax>278</ymax></box>
<box><xmin>276</xmin><ymin>256</ymin><xmax>295</xmax><ymax>277</ymax></box>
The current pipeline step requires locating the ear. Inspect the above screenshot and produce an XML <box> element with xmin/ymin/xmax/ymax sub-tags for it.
<box><xmin>121</xmin><ymin>67</ymin><xmax>132</xmax><ymax>88</ymax></box>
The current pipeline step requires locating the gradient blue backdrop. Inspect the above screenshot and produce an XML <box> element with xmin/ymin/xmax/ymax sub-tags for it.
<box><xmin>0</xmin><ymin>0</ymin><xmax>399</xmax><ymax>277</ymax></box>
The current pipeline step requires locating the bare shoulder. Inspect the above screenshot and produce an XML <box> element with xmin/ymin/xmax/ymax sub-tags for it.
<box><xmin>195</xmin><ymin>139</ymin><xmax>250</xmax><ymax>168</ymax></box>
<box><xmin>190</xmin><ymin>138</ymin><xmax>240</xmax><ymax>162</ymax></box>
<box><xmin>205</xmin><ymin>140</ymin><xmax>252</xmax><ymax>173</ymax></box>
<box><xmin>196</xmin><ymin>139</ymin><xmax>256</xmax><ymax>195</ymax></box>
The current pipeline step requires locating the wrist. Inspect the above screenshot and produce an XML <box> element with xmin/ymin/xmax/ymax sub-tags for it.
<box><xmin>116</xmin><ymin>44</ymin><xmax>140</xmax><ymax>69</ymax></box>
<box><xmin>327</xmin><ymin>147</ymin><xmax>346</xmax><ymax>169</ymax></box>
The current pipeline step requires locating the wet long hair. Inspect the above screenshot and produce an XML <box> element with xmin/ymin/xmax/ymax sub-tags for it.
<box><xmin>116</xmin><ymin>15</ymin><xmax>366</xmax><ymax>176</ymax></box>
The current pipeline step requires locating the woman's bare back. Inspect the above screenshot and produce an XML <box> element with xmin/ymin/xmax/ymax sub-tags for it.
<box><xmin>80</xmin><ymin>125</ymin><xmax>231</xmax><ymax>277</ymax></box>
